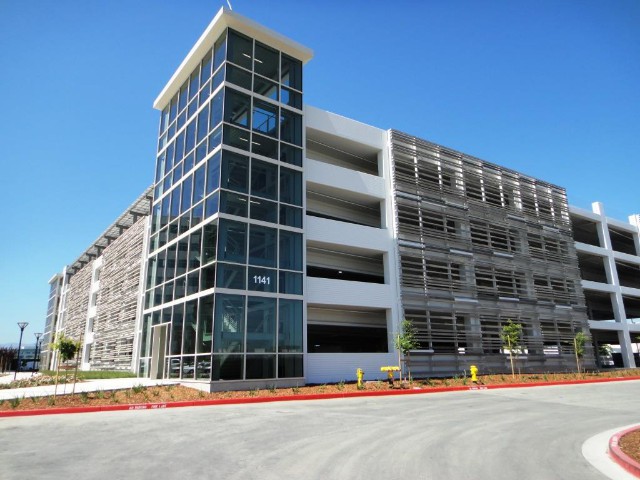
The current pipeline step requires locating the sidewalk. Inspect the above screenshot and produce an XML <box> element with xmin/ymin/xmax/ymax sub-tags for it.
<box><xmin>0</xmin><ymin>372</ymin><xmax>176</xmax><ymax>401</ymax></box>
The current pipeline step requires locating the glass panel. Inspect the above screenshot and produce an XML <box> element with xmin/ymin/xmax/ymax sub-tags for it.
<box><xmin>184</xmin><ymin>152</ymin><xmax>195</xmax><ymax>174</ymax></box>
<box><xmin>216</xmin><ymin>262</ymin><xmax>246</xmax><ymax>290</ymax></box>
<box><xmin>183</xmin><ymin>300</ymin><xmax>198</xmax><ymax>355</ymax></box>
<box><xmin>187</xmin><ymin>271</ymin><xmax>199</xmax><ymax>295</ymax></box>
<box><xmin>203</xmin><ymin>223</ymin><xmax>217</xmax><ymax>264</ymax></box>
<box><xmin>224</xmin><ymin>89</ymin><xmax>251</xmax><ymax>128</ymax></box>
<box><xmin>197</xmin><ymin>104</ymin><xmax>209</xmax><ymax>144</ymax></box>
<box><xmin>251</xmin><ymin>159</ymin><xmax>277</xmax><ymax>200</ymax></box>
<box><xmin>196</xmin><ymin>355</ymin><xmax>212</xmax><ymax>380</ymax></box>
<box><xmin>280</xmin><ymin>109</ymin><xmax>302</xmax><ymax>146</ymax></box>
<box><xmin>213</xmin><ymin>294</ymin><xmax>245</xmax><ymax>353</ymax></box>
<box><xmin>281</xmin><ymin>54</ymin><xmax>302</xmax><ymax>90</ymax></box>
<box><xmin>254</xmin><ymin>42</ymin><xmax>279</xmax><ymax>80</ymax></box>
<box><xmin>226</xmin><ymin>64</ymin><xmax>252</xmax><ymax>90</ymax></box>
<box><xmin>197</xmin><ymin>295</ymin><xmax>214</xmax><ymax>353</ymax></box>
<box><xmin>252</xmin><ymin>99</ymin><xmax>278</xmax><ymax>137</ymax></box>
<box><xmin>176</xmin><ymin>239</ymin><xmax>188</xmax><ymax>277</ymax></box>
<box><xmin>199</xmin><ymin>80</ymin><xmax>210</xmax><ymax>105</ymax></box>
<box><xmin>200</xmin><ymin>50</ymin><xmax>212</xmax><ymax>84</ymax></box>
<box><xmin>193</xmin><ymin>164</ymin><xmax>206</xmax><ymax>204</ymax></box>
<box><xmin>253</xmin><ymin>75</ymin><xmax>278</xmax><ymax>101</ymax></box>
<box><xmin>278</xmin><ymin>355</ymin><xmax>303</xmax><ymax>378</ymax></box>
<box><xmin>248</xmin><ymin>267</ymin><xmax>277</xmax><ymax>293</ymax></box>
<box><xmin>201</xmin><ymin>264</ymin><xmax>216</xmax><ymax>290</ymax></box>
<box><xmin>175</xmin><ymin>131</ymin><xmax>185</xmax><ymax>165</ymax></box>
<box><xmin>220</xmin><ymin>191</ymin><xmax>248</xmax><ymax>217</ymax></box>
<box><xmin>280</xmin><ymin>168</ymin><xmax>302</xmax><ymax>206</ymax></box>
<box><xmin>205</xmin><ymin>192</ymin><xmax>219</xmax><ymax>218</ymax></box>
<box><xmin>179</xmin><ymin>81</ymin><xmax>189</xmax><ymax>112</ymax></box>
<box><xmin>171</xmin><ymin>161</ymin><xmax>182</xmax><ymax>184</ymax></box>
<box><xmin>278</xmin><ymin>299</ymin><xmax>302</xmax><ymax>352</ymax></box>
<box><xmin>206</xmin><ymin>151</ymin><xmax>221</xmax><ymax>194</ymax></box>
<box><xmin>169</xmin><ymin>95</ymin><xmax>178</xmax><ymax>124</ymax></box>
<box><xmin>191</xmin><ymin>201</ymin><xmax>204</xmax><ymax>226</ymax></box>
<box><xmin>175</xmin><ymin>276</ymin><xmax>186</xmax><ymax>300</ymax></box>
<box><xmin>189</xmin><ymin>70</ymin><xmax>200</xmax><ymax>100</ymax></box>
<box><xmin>170</xmin><ymin>304</ymin><xmax>184</xmax><ymax>355</ymax></box>
<box><xmin>246</xmin><ymin>355</ymin><xmax>275</xmax><ymax>379</ymax></box>
<box><xmin>168</xmin><ymin>357</ymin><xmax>180</xmax><ymax>379</ymax></box>
<box><xmin>208</xmin><ymin>126</ymin><xmax>222</xmax><ymax>153</ymax></box>
<box><xmin>279</xmin><ymin>230</ymin><xmax>303</xmax><ymax>270</ymax></box>
<box><xmin>223</xmin><ymin>124</ymin><xmax>250</xmax><ymax>151</ymax></box>
<box><xmin>221</xmin><ymin>151</ymin><xmax>249</xmax><ymax>193</ymax></box>
<box><xmin>213</xmin><ymin>31</ymin><xmax>227</xmax><ymax>72</ymax></box>
<box><xmin>182</xmin><ymin>356</ymin><xmax>195</xmax><ymax>379</ymax></box>
<box><xmin>250</xmin><ymin>198</ymin><xmax>278</xmax><ymax>223</ymax></box>
<box><xmin>249</xmin><ymin>224</ymin><xmax>277</xmax><ymax>267</ymax></box>
<box><xmin>280</xmin><ymin>87</ymin><xmax>302</xmax><ymax>109</ymax></box>
<box><xmin>218</xmin><ymin>219</ymin><xmax>247</xmax><ymax>263</ymax></box>
<box><xmin>210</xmin><ymin>91</ymin><xmax>223</xmax><ymax>129</ymax></box>
<box><xmin>212</xmin><ymin>354</ymin><xmax>243</xmax><ymax>380</ymax></box>
<box><xmin>251</xmin><ymin>133</ymin><xmax>278</xmax><ymax>160</ymax></box>
<box><xmin>279</xmin><ymin>205</ymin><xmax>302</xmax><ymax>228</ymax></box>
<box><xmin>185</xmin><ymin>119</ymin><xmax>196</xmax><ymax>153</ymax></box>
<box><xmin>278</xmin><ymin>271</ymin><xmax>303</xmax><ymax>295</ymax></box>
<box><xmin>246</xmin><ymin>297</ymin><xmax>276</xmax><ymax>353</ymax></box>
<box><xmin>280</xmin><ymin>142</ymin><xmax>302</xmax><ymax>167</ymax></box>
<box><xmin>227</xmin><ymin>29</ymin><xmax>253</xmax><ymax>69</ymax></box>
<box><xmin>166</xmin><ymin>244</ymin><xmax>177</xmax><ymax>280</ymax></box>
<box><xmin>181</xmin><ymin>175</ymin><xmax>193</xmax><ymax>212</ymax></box>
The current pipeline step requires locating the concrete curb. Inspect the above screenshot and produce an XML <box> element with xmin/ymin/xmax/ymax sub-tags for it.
<box><xmin>609</xmin><ymin>425</ymin><xmax>640</xmax><ymax>478</ymax></box>
<box><xmin>1</xmin><ymin>375</ymin><xmax>639</xmax><ymax>418</ymax></box>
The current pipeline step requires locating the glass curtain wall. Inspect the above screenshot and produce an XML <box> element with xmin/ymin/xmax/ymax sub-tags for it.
<box><xmin>139</xmin><ymin>28</ymin><xmax>304</xmax><ymax>383</ymax></box>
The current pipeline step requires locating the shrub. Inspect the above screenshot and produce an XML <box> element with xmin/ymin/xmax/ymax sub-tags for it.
<box><xmin>9</xmin><ymin>397</ymin><xmax>22</xmax><ymax>409</ymax></box>
<box><xmin>337</xmin><ymin>380</ymin><xmax>345</xmax><ymax>391</ymax></box>
<box><xmin>80</xmin><ymin>392</ymin><xmax>89</xmax><ymax>404</ymax></box>
<box><xmin>132</xmin><ymin>384</ymin><xmax>146</xmax><ymax>394</ymax></box>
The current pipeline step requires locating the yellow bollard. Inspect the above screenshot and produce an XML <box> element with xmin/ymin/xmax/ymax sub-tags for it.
<box><xmin>470</xmin><ymin>365</ymin><xmax>478</xmax><ymax>383</ymax></box>
<box><xmin>356</xmin><ymin>368</ymin><xmax>364</xmax><ymax>388</ymax></box>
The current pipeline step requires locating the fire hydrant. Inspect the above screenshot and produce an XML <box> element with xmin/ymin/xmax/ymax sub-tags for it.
<box><xmin>470</xmin><ymin>365</ymin><xmax>478</xmax><ymax>383</ymax></box>
<box><xmin>356</xmin><ymin>368</ymin><xmax>364</xmax><ymax>389</ymax></box>
<box><xmin>380</xmin><ymin>366</ymin><xmax>400</xmax><ymax>385</ymax></box>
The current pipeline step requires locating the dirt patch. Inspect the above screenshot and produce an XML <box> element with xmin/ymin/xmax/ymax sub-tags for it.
<box><xmin>1</xmin><ymin>369</ymin><xmax>638</xmax><ymax>413</ymax></box>
<box><xmin>619</xmin><ymin>430</ymin><xmax>640</xmax><ymax>464</ymax></box>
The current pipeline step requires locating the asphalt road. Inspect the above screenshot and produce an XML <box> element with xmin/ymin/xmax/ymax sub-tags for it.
<box><xmin>2</xmin><ymin>381</ymin><xmax>639</xmax><ymax>480</ymax></box>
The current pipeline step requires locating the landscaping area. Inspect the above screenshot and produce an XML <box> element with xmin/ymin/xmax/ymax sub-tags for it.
<box><xmin>619</xmin><ymin>430</ymin><xmax>640</xmax><ymax>464</ymax></box>
<box><xmin>1</xmin><ymin>368</ymin><xmax>639</xmax><ymax>412</ymax></box>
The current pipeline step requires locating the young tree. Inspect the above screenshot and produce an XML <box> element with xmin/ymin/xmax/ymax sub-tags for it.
<box><xmin>50</xmin><ymin>334</ymin><xmax>81</xmax><ymax>398</ymax></box>
<box><xmin>500</xmin><ymin>320</ymin><xmax>522</xmax><ymax>379</ymax></box>
<box><xmin>574</xmin><ymin>331</ymin><xmax>588</xmax><ymax>373</ymax></box>
<box><xmin>395</xmin><ymin>319</ymin><xmax>419</xmax><ymax>382</ymax></box>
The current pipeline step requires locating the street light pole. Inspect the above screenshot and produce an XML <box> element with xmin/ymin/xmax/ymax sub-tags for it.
<box><xmin>33</xmin><ymin>332</ymin><xmax>43</xmax><ymax>374</ymax></box>
<box><xmin>14</xmin><ymin>322</ymin><xmax>29</xmax><ymax>380</ymax></box>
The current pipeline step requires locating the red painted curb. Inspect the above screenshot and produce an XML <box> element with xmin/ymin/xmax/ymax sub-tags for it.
<box><xmin>609</xmin><ymin>426</ymin><xmax>640</xmax><ymax>478</ymax></box>
<box><xmin>1</xmin><ymin>375</ymin><xmax>639</xmax><ymax>418</ymax></box>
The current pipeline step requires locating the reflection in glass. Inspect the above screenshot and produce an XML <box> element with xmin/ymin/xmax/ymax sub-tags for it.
<box><xmin>197</xmin><ymin>295</ymin><xmax>214</xmax><ymax>353</ymax></box>
<box><xmin>250</xmin><ymin>198</ymin><xmax>278</xmax><ymax>223</ymax></box>
<box><xmin>251</xmin><ymin>159</ymin><xmax>278</xmax><ymax>200</ymax></box>
<box><xmin>249</xmin><ymin>224</ymin><xmax>277</xmax><ymax>267</ymax></box>
<box><xmin>278</xmin><ymin>299</ymin><xmax>303</xmax><ymax>352</ymax></box>
<box><xmin>213</xmin><ymin>294</ymin><xmax>245</xmax><ymax>353</ymax></box>
<box><xmin>216</xmin><ymin>262</ymin><xmax>246</xmax><ymax>290</ymax></box>
<box><xmin>279</xmin><ymin>230</ymin><xmax>303</xmax><ymax>271</ymax></box>
<box><xmin>246</xmin><ymin>355</ymin><xmax>275</xmax><ymax>379</ymax></box>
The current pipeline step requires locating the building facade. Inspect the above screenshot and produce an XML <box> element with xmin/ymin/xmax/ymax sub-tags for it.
<box><xmin>570</xmin><ymin>202</ymin><xmax>640</xmax><ymax>368</ymax></box>
<box><xmin>44</xmin><ymin>7</ymin><xmax>620</xmax><ymax>386</ymax></box>
<box><xmin>44</xmin><ymin>189</ymin><xmax>151</xmax><ymax>371</ymax></box>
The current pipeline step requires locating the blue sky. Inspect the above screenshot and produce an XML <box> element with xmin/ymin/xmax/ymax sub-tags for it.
<box><xmin>0</xmin><ymin>0</ymin><xmax>638</xmax><ymax>345</ymax></box>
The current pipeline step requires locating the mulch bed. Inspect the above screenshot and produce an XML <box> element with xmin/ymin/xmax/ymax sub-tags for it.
<box><xmin>619</xmin><ymin>430</ymin><xmax>640</xmax><ymax>464</ymax></box>
<box><xmin>1</xmin><ymin>369</ymin><xmax>639</xmax><ymax>412</ymax></box>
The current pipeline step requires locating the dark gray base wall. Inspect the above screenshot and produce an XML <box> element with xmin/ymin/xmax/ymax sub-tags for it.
<box><xmin>406</xmin><ymin>353</ymin><xmax>597</xmax><ymax>378</ymax></box>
